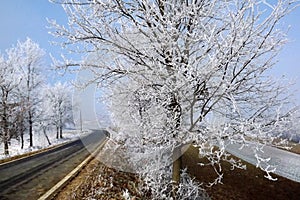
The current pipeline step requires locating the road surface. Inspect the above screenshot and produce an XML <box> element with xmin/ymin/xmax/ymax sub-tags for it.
<box><xmin>225</xmin><ymin>143</ymin><xmax>300</xmax><ymax>183</ymax></box>
<box><xmin>0</xmin><ymin>129</ymin><xmax>107</xmax><ymax>200</ymax></box>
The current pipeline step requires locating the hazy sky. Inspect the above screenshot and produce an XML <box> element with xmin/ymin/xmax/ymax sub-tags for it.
<box><xmin>0</xmin><ymin>0</ymin><xmax>299</xmax><ymax>104</ymax></box>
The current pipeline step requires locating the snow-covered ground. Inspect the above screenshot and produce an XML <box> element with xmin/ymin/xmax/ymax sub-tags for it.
<box><xmin>0</xmin><ymin>129</ymin><xmax>91</xmax><ymax>160</ymax></box>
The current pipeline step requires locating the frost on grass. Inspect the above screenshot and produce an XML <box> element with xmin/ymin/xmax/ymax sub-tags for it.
<box><xmin>141</xmin><ymin>164</ymin><xmax>209</xmax><ymax>200</ymax></box>
<box><xmin>75</xmin><ymin>162</ymin><xmax>145</xmax><ymax>200</ymax></box>
<box><xmin>78</xmin><ymin>159</ymin><xmax>209</xmax><ymax>200</ymax></box>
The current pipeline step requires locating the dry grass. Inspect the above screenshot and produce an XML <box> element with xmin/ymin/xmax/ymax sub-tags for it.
<box><xmin>55</xmin><ymin>158</ymin><xmax>147</xmax><ymax>200</ymax></box>
<box><xmin>289</xmin><ymin>143</ymin><xmax>300</xmax><ymax>154</ymax></box>
<box><xmin>182</xmin><ymin>145</ymin><xmax>300</xmax><ymax>200</ymax></box>
<box><xmin>55</xmin><ymin>142</ymin><xmax>300</xmax><ymax>200</ymax></box>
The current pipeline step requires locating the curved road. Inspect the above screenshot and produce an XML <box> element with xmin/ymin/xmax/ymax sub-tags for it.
<box><xmin>225</xmin><ymin>143</ymin><xmax>300</xmax><ymax>183</ymax></box>
<box><xmin>0</xmin><ymin>129</ymin><xmax>107</xmax><ymax>200</ymax></box>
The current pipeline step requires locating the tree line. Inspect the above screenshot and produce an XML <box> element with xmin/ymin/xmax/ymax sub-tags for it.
<box><xmin>0</xmin><ymin>38</ymin><xmax>73</xmax><ymax>155</ymax></box>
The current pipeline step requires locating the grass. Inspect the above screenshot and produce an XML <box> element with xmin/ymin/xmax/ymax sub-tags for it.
<box><xmin>182</xmin><ymin>145</ymin><xmax>300</xmax><ymax>200</ymax></box>
<box><xmin>55</xmin><ymin>158</ymin><xmax>145</xmax><ymax>200</ymax></box>
<box><xmin>288</xmin><ymin>142</ymin><xmax>300</xmax><ymax>154</ymax></box>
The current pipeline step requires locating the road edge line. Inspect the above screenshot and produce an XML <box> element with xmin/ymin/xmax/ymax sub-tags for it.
<box><xmin>38</xmin><ymin>137</ymin><xmax>108</xmax><ymax>200</ymax></box>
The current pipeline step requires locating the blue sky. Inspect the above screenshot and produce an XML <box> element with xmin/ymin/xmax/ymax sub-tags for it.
<box><xmin>0</xmin><ymin>0</ymin><xmax>299</xmax><ymax>103</ymax></box>
<box><xmin>0</xmin><ymin>0</ymin><xmax>67</xmax><ymax>60</ymax></box>
<box><xmin>0</xmin><ymin>0</ymin><xmax>70</xmax><ymax>83</ymax></box>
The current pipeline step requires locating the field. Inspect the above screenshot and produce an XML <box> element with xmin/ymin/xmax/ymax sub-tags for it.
<box><xmin>182</xmin><ymin>145</ymin><xmax>300</xmax><ymax>200</ymax></box>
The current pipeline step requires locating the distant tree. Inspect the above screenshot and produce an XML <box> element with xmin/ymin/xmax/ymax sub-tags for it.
<box><xmin>51</xmin><ymin>0</ymin><xmax>299</xmax><ymax>198</ymax></box>
<box><xmin>35</xmin><ymin>86</ymin><xmax>53</xmax><ymax>146</ymax></box>
<box><xmin>45</xmin><ymin>82</ymin><xmax>73</xmax><ymax>139</ymax></box>
<box><xmin>10</xmin><ymin>38</ymin><xmax>45</xmax><ymax>147</ymax></box>
<box><xmin>10</xmin><ymin>100</ymin><xmax>27</xmax><ymax>149</ymax></box>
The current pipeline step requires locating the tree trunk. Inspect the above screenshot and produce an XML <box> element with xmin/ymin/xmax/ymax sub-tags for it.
<box><xmin>28</xmin><ymin>111</ymin><xmax>33</xmax><ymax>147</ymax></box>
<box><xmin>166</xmin><ymin>94</ymin><xmax>182</xmax><ymax>198</ymax></box>
<box><xmin>3</xmin><ymin>116</ymin><xmax>9</xmax><ymax>155</ymax></box>
<box><xmin>20</xmin><ymin>132</ymin><xmax>24</xmax><ymax>149</ymax></box>
<box><xmin>172</xmin><ymin>146</ymin><xmax>182</xmax><ymax>199</ymax></box>
<box><xmin>43</xmin><ymin>127</ymin><xmax>51</xmax><ymax>145</ymax></box>
<box><xmin>59</xmin><ymin>116</ymin><xmax>63</xmax><ymax>138</ymax></box>
<box><xmin>4</xmin><ymin>139</ymin><xmax>9</xmax><ymax>155</ymax></box>
<box><xmin>2</xmin><ymin>96</ymin><xmax>9</xmax><ymax>155</ymax></box>
<box><xmin>56</xmin><ymin>126</ymin><xmax>59</xmax><ymax>139</ymax></box>
<box><xmin>59</xmin><ymin>126</ymin><xmax>63</xmax><ymax>139</ymax></box>
<box><xmin>20</xmin><ymin>119</ymin><xmax>24</xmax><ymax>149</ymax></box>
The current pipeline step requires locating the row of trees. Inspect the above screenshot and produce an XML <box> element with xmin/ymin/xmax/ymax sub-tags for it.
<box><xmin>50</xmin><ymin>0</ymin><xmax>300</xmax><ymax>199</ymax></box>
<box><xmin>0</xmin><ymin>38</ymin><xmax>72</xmax><ymax>155</ymax></box>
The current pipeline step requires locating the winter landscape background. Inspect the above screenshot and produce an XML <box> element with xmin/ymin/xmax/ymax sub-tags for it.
<box><xmin>0</xmin><ymin>1</ymin><xmax>300</xmax><ymax>199</ymax></box>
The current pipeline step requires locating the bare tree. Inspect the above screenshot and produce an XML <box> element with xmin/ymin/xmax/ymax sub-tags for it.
<box><xmin>50</xmin><ymin>0</ymin><xmax>299</xmax><ymax>198</ymax></box>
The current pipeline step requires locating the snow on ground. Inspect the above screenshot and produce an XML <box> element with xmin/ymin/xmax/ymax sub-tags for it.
<box><xmin>0</xmin><ymin>129</ymin><xmax>91</xmax><ymax>160</ymax></box>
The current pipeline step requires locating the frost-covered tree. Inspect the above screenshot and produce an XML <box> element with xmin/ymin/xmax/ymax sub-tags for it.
<box><xmin>10</xmin><ymin>38</ymin><xmax>45</xmax><ymax>147</ymax></box>
<box><xmin>0</xmin><ymin>51</ymin><xmax>23</xmax><ymax>155</ymax></box>
<box><xmin>50</xmin><ymin>0</ymin><xmax>299</xmax><ymax>198</ymax></box>
<box><xmin>44</xmin><ymin>82</ymin><xmax>73</xmax><ymax>139</ymax></box>
<box><xmin>35</xmin><ymin>86</ymin><xmax>54</xmax><ymax>146</ymax></box>
<box><xmin>12</xmin><ymin>100</ymin><xmax>27</xmax><ymax>149</ymax></box>
<box><xmin>0</xmin><ymin>39</ymin><xmax>45</xmax><ymax>153</ymax></box>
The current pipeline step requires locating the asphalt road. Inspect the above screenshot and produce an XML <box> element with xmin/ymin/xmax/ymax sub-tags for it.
<box><xmin>0</xmin><ymin>129</ymin><xmax>107</xmax><ymax>200</ymax></box>
<box><xmin>225</xmin><ymin>143</ymin><xmax>300</xmax><ymax>183</ymax></box>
